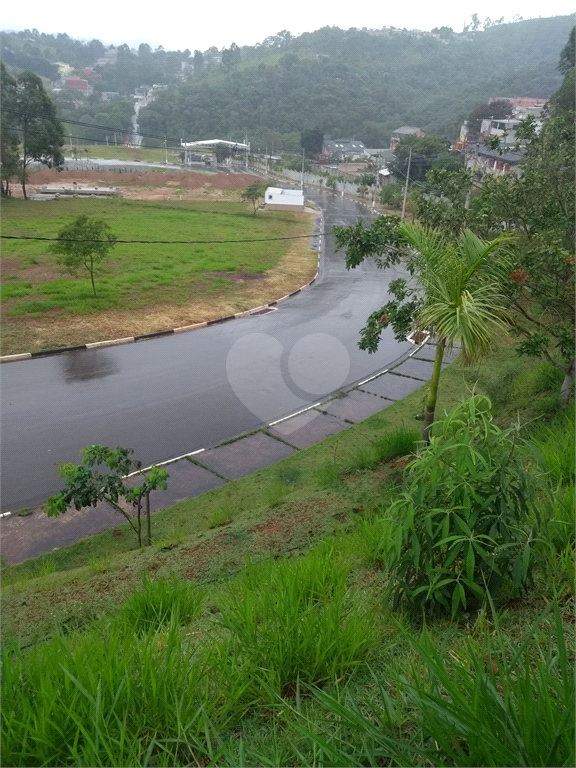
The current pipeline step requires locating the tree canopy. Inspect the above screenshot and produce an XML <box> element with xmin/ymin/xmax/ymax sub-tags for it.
<box><xmin>52</xmin><ymin>215</ymin><xmax>117</xmax><ymax>295</ymax></box>
<box><xmin>390</xmin><ymin>134</ymin><xmax>464</xmax><ymax>183</ymax></box>
<box><xmin>241</xmin><ymin>182</ymin><xmax>267</xmax><ymax>213</ymax></box>
<box><xmin>300</xmin><ymin>129</ymin><xmax>324</xmax><ymax>158</ymax></box>
<box><xmin>1</xmin><ymin>69</ymin><xmax>64</xmax><ymax>198</ymax></box>
<box><xmin>334</xmin><ymin>217</ymin><xmax>513</xmax><ymax>440</ymax></box>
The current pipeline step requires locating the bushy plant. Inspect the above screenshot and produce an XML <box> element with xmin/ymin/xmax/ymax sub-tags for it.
<box><xmin>375</xmin><ymin>426</ymin><xmax>420</xmax><ymax>463</ymax></box>
<box><xmin>383</xmin><ymin>395</ymin><xmax>538</xmax><ymax>617</ymax></box>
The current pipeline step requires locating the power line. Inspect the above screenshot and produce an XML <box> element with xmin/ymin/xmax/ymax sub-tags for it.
<box><xmin>1</xmin><ymin>232</ymin><xmax>330</xmax><ymax>245</ymax></box>
<box><xmin>3</xmin><ymin>108</ymin><xmax>183</xmax><ymax>145</ymax></box>
<box><xmin>7</xmin><ymin>125</ymin><xmax>180</xmax><ymax>152</ymax></box>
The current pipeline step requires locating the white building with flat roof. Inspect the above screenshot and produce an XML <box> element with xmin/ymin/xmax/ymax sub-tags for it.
<box><xmin>265</xmin><ymin>187</ymin><xmax>305</xmax><ymax>211</ymax></box>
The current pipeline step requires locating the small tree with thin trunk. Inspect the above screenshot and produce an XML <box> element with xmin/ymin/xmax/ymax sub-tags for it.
<box><xmin>326</xmin><ymin>176</ymin><xmax>337</xmax><ymax>193</ymax></box>
<box><xmin>241</xmin><ymin>182</ymin><xmax>266</xmax><ymax>214</ymax></box>
<box><xmin>52</xmin><ymin>215</ymin><xmax>117</xmax><ymax>296</ymax></box>
<box><xmin>45</xmin><ymin>446</ymin><xmax>169</xmax><ymax>548</ymax></box>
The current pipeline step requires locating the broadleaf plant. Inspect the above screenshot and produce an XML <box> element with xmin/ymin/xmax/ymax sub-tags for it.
<box><xmin>381</xmin><ymin>395</ymin><xmax>538</xmax><ymax>618</ymax></box>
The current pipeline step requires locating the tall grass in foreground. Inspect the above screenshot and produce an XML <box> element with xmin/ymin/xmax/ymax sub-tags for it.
<box><xmin>1</xmin><ymin>627</ymin><xmax>217</xmax><ymax>767</ymax></box>
<box><xmin>210</xmin><ymin>544</ymin><xmax>381</xmax><ymax>704</ymax></box>
<box><xmin>531</xmin><ymin>402</ymin><xmax>575</xmax><ymax>484</ymax></box>
<box><xmin>118</xmin><ymin>574</ymin><xmax>205</xmax><ymax>633</ymax></box>
<box><xmin>280</xmin><ymin>601</ymin><xmax>575</xmax><ymax>768</ymax></box>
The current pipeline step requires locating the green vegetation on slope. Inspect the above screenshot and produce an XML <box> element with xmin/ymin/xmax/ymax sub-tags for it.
<box><xmin>1</xmin><ymin>343</ymin><xmax>574</xmax><ymax>766</ymax></box>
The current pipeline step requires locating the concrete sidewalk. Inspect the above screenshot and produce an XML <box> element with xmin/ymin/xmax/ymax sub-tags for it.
<box><xmin>0</xmin><ymin>344</ymin><xmax>459</xmax><ymax>564</ymax></box>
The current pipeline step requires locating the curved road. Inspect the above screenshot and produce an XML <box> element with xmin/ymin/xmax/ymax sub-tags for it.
<box><xmin>1</xmin><ymin>189</ymin><xmax>410</xmax><ymax>513</ymax></box>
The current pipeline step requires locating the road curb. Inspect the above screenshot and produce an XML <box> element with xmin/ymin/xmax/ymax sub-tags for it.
<box><xmin>1</xmin><ymin>229</ymin><xmax>322</xmax><ymax>364</ymax></box>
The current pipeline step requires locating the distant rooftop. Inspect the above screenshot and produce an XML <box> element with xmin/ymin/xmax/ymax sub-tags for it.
<box><xmin>391</xmin><ymin>126</ymin><xmax>424</xmax><ymax>135</ymax></box>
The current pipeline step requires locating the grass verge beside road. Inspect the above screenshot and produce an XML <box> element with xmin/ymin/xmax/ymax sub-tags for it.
<box><xmin>1</xmin><ymin>197</ymin><xmax>316</xmax><ymax>354</ymax></box>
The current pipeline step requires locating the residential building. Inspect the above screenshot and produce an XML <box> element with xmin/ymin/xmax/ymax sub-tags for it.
<box><xmin>64</xmin><ymin>77</ymin><xmax>92</xmax><ymax>95</ymax></box>
<box><xmin>323</xmin><ymin>139</ymin><xmax>367</xmax><ymax>161</ymax></box>
<box><xmin>389</xmin><ymin>126</ymin><xmax>425</xmax><ymax>149</ymax></box>
<box><xmin>465</xmin><ymin>144</ymin><xmax>524</xmax><ymax>177</ymax></box>
<box><xmin>489</xmin><ymin>96</ymin><xmax>548</xmax><ymax>119</ymax></box>
<box><xmin>79</xmin><ymin>68</ymin><xmax>101</xmax><ymax>80</ymax></box>
<box><xmin>480</xmin><ymin>118</ymin><xmax>522</xmax><ymax>146</ymax></box>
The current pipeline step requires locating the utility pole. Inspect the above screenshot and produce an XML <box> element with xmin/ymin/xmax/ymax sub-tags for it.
<box><xmin>301</xmin><ymin>147</ymin><xmax>305</xmax><ymax>190</ymax></box>
<box><xmin>401</xmin><ymin>147</ymin><xmax>412</xmax><ymax>222</ymax></box>
<box><xmin>164</xmin><ymin>138</ymin><xmax>168</xmax><ymax>165</ymax></box>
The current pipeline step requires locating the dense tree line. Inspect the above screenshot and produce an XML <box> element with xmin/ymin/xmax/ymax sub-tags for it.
<box><xmin>1</xmin><ymin>63</ymin><xmax>64</xmax><ymax>197</ymax></box>
<box><xmin>139</xmin><ymin>15</ymin><xmax>574</xmax><ymax>146</ymax></box>
<box><xmin>1</xmin><ymin>14</ymin><xmax>573</xmax><ymax>151</ymax></box>
<box><xmin>0</xmin><ymin>30</ymin><xmax>105</xmax><ymax>77</ymax></box>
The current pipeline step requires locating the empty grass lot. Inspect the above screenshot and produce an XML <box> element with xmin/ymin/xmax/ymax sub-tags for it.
<box><xmin>1</xmin><ymin>197</ymin><xmax>316</xmax><ymax>354</ymax></box>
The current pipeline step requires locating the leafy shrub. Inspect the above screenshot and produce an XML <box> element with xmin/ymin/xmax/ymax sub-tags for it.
<box><xmin>383</xmin><ymin>396</ymin><xmax>538</xmax><ymax>617</ymax></box>
<box><xmin>379</xmin><ymin>182</ymin><xmax>404</xmax><ymax>209</ymax></box>
<box><xmin>118</xmin><ymin>575</ymin><xmax>205</xmax><ymax>633</ymax></box>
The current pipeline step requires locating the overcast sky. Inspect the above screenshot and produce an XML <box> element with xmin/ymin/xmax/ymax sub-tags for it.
<box><xmin>2</xmin><ymin>1</ymin><xmax>575</xmax><ymax>52</ymax></box>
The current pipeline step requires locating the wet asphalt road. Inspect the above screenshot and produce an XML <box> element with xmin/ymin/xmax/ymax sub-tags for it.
<box><xmin>1</xmin><ymin>189</ymin><xmax>411</xmax><ymax>512</ymax></box>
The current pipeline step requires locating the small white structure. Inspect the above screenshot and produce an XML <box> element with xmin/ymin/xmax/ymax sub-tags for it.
<box><xmin>265</xmin><ymin>187</ymin><xmax>305</xmax><ymax>211</ymax></box>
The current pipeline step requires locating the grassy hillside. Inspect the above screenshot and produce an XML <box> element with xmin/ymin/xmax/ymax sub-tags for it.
<box><xmin>2</xmin><ymin>341</ymin><xmax>574</xmax><ymax>766</ymax></box>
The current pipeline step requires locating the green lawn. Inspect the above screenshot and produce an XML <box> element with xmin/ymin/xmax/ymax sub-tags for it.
<box><xmin>1</xmin><ymin>197</ymin><xmax>315</xmax><ymax>353</ymax></box>
<box><xmin>2</xmin><ymin>197</ymin><xmax>308</xmax><ymax>314</ymax></box>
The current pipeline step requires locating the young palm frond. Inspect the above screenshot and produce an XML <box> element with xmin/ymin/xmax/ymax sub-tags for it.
<box><xmin>398</xmin><ymin>224</ymin><xmax>516</xmax><ymax>440</ymax></box>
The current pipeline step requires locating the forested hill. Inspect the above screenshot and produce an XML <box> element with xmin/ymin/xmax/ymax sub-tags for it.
<box><xmin>138</xmin><ymin>15</ymin><xmax>574</xmax><ymax>149</ymax></box>
<box><xmin>1</xmin><ymin>15</ymin><xmax>574</xmax><ymax>150</ymax></box>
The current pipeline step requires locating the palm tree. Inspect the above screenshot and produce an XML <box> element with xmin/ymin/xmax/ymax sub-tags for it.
<box><xmin>399</xmin><ymin>224</ymin><xmax>513</xmax><ymax>442</ymax></box>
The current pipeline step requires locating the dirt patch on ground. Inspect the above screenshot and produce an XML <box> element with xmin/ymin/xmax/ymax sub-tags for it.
<box><xmin>11</xmin><ymin>169</ymin><xmax>257</xmax><ymax>201</ymax></box>
<box><xmin>1</xmin><ymin>258</ymin><xmax>62</xmax><ymax>283</ymax></box>
<box><xmin>204</xmin><ymin>271</ymin><xmax>264</xmax><ymax>284</ymax></box>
